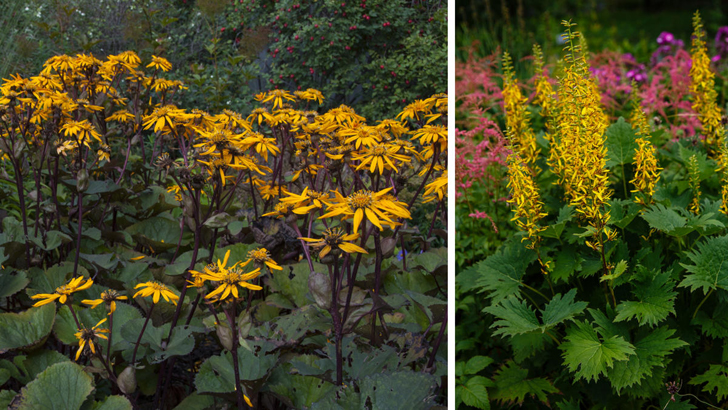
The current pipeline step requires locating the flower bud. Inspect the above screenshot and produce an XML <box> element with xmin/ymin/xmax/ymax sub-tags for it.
<box><xmin>308</xmin><ymin>271</ymin><xmax>331</xmax><ymax>310</ymax></box>
<box><xmin>216</xmin><ymin>322</ymin><xmax>234</xmax><ymax>351</ymax></box>
<box><xmin>76</xmin><ymin>169</ymin><xmax>89</xmax><ymax>193</ymax></box>
<box><xmin>118</xmin><ymin>366</ymin><xmax>137</xmax><ymax>394</ymax></box>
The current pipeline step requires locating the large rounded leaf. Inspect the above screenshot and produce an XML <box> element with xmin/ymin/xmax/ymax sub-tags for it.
<box><xmin>13</xmin><ymin>361</ymin><xmax>93</xmax><ymax>410</ymax></box>
<box><xmin>0</xmin><ymin>304</ymin><xmax>55</xmax><ymax>353</ymax></box>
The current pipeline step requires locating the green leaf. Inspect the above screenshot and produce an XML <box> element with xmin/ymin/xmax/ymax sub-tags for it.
<box><xmin>486</xmin><ymin>289</ymin><xmax>586</xmax><ymax>337</ymax></box>
<box><xmin>358</xmin><ymin>371</ymin><xmax>438</xmax><ymax>410</ymax></box>
<box><xmin>679</xmin><ymin>235</ymin><xmax>728</xmax><ymax>294</ymax></box>
<box><xmin>119</xmin><ymin>319</ymin><xmax>194</xmax><ymax>363</ymax></box>
<box><xmin>14</xmin><ymin>362</ymin><xmax>94</xmax><ymax>410</ymax></box>
<box><xmin>195</xmin><ymin>342</ymin><xmax>279</xmax><ymax>393</ymax></box>
<box><xmin>614</xmin><ymin>269</ymin><xmax>677</xmax><ymax>327</ymax></box>
<box><xmin>459</xmin><ymin>376</ymin><xmax>491</xmax><ymax>409</ymax></box>
<box><xmin>125</xmin><ymin>216</ymin><xmax>182</xmax><ymax>252</ymax></box>
<box><xmin>599</xmin><ymin>260</ymin><xmax>628</xmax><ymax>282</ymax></box>
<box><xmin>268</xmin><ymin>373</ymin><xmax>336</xmax><ymax>409</ymax></box>
<box><xmin>92</xmin><ymin>395</ymin><xmax>133</xmax><ymax>410</ymax></box>
<box><xmin>640</xmin><ymin>204</ymin><xmax>692</xmax><ymax>236</ymax></box>
<box><xmin>694</xmin><ymin>301</ymin><xmax>728</xmax><ymax>338</ymax></box>
<box><xmin>464</xmin><ymin>356</ymin><xmax>494</xmax><ymax>375</ymax></box>
<box><xmin>171</xmin><ymin>393</ymin><xmax>214</xmax><ymax>410</ymax></box>
<box><xmin>12</xmin><ymin>349</ymin><xmax>70</xmax><ymax>384</ymax></box>
<box><xmin>540</xmin><ymin>289</ymin><xmax>588</xmax><ymax>330</ymax></box>
<box><xmin>490</xmin><ymin>361</ymin><xmax>558</xmax><ymax>406</ymax></box>
<box><xmin>559</xmin><ymin>321</ymin><xmax>635</xmax><ymax>382</ymax></box>
<box><xmin>0</xmin><ymin>270</ymin><xmax>28</xmax><ymax>299</ymax></box>
<box><xmin>606</xmin><ymin>327</ymin><xmax>687</xmax><ymax>391</ymax></box>
<box><xmin>605</xmin><ymin>117</ymin><xmax>638</xmax><ymax>167</ymax></box>
<box><xmin>0</xmin><ymin>304</ymin><xmax>55</xmax><ymax>353</ymax></box>
<box><xmin>485</xmin><ymin>296</ymin><xmax>539</xmax><ymax>337</ymax></box>
<box><xmin>689</xmin><ymin>364</ymin><xmax>728</xmax><ymax>402</ymax></box>
<box><xmin>473</xmin><ymin>241</ymin><xmax>536</xmax><ymax>304</ymax></box>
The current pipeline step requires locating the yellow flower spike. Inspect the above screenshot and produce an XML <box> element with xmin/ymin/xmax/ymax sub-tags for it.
<box><xmin>690</xmin><ymin>11</ymin><xmax>726</xmax><ymax>153</ymax></box>
<box><xmin>502</xmin><ymin>52</ymin><xmax>540</xmax><ymax>173</ymax></box>
<box><xmin>688</xmin><ymin>154</ymin><xmax>702</xmax><ymax>215</ymax></box>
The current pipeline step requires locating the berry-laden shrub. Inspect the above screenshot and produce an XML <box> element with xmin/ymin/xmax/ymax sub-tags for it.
<box><xmin>223</xmin><ymin>0</ymin><xmax>447</xmax><ymax>119</ymax></box>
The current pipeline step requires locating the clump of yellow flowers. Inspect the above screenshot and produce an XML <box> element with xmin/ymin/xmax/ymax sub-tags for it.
<box><xmin>629</xmin><ymin>91</ymin><xmax>661</xmax><ymax>207</ymax></box>
<box><xmin>502</xmin><ymin>52</ymin><xmax>540</xmax><ymax>173</ymax></box>
<box><xmin>689</xmin><ymin>11</ymin><xmax>726</xmax><ymax>153</ymax></box>
<box><xmin>555</xmin><ymin>21</ymin><xmax>615</xmax><ymax>254</ymax></box>
<box><xmin>505</xmin><ymin>153</ymin><xmax>550</xmax><ymax>273</ymax></box>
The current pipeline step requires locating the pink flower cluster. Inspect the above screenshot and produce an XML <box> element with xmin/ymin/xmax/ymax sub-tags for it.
<box><xmin>455</xmin><ymin>47</ymin><xmax>503</xmax><ymax>113</ymax></box>
<box><xmin>455</xmin><ymin>112</ymin><xmax>511</xmax><ymax>220</ymax></box>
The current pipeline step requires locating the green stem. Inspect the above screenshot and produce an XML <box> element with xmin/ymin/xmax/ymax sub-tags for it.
<box><xmin>692</xmin><ymin>288</ymin><xmax>714</xmax><ymax>320</ymax></box>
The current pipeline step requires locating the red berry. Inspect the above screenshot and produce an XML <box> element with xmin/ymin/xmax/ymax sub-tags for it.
<box><xmin>295</xmin><ymin>35</ymin><xmax>299</xmax><ymax>40</ymax></box>
<box><xmin>380</xmin><ymin>65</ymin><xmax>384</xmax><ymax>69</ymax></box>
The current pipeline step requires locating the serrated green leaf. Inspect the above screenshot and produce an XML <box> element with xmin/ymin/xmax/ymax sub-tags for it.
<box><xmin>689</xmin><ymin>364</ymin><xmax>728</xmax><ymax>402</ymax></box>
<box><xmin>560</xmin><ymin>321</ymin><xmax>635</xmax><ymax>382</ymax></box>
<box><xmin>464</xmin><ymin>356</ymin><xmax>494</xmax><ymax>375</ymax></box>
<box><xmin>694</xmin><ymin>301</ymin><xmax>728</xmax><ymax>337</ymax></box>
<box><xmin>459</xmin><ymin>376</ymin><xmax>491</xmax><ymax>409</ymax></box>
<box><xmin>605</xmin><ymin>117</ymin><xmax>638</xmax><ymax>167</ymax></box>
<box><xmin>640</xmin><ymin>204</ymin><xmax>691</xmax><ymax>236</ymax></box>
<box><xmin>485</xmin><ymin>296</ymin><xmax>539</xmax><ymax>337</ymax></box>
<box><xmin>679</xmin><ymin>235</ymin><xmax>728</xmax><ymax>295</ymax></box>
<box><xmin>14</xmin><ymin>362</ymin><xmax>93</xmax><ymax>410</ymax></box>
<box><xmin>614</xmin><ymin>269</ymin><xmax>677</xmax><ymax>327</ymax></box>
<box><xmin>510</xmin><ymin>331</ymin><xmax>554</xmax><ymax>363</ymax></box>
<box><xmin>0</xmin><ymin>304</ymin><xmax>55</xmax><ymax>353</ymax></box>
<box><xmin>541</xmin><ymin>289</ymin><xmax>588</xmax><ymax>330</ymax></box>
<box><xmin>606</xmin><ymin>327</ymin><xmax>687</xmax><ymax>392</ymax></box>
<box><xmin>600</xmin><ymin>260</ymin><xmax>628</xmax><ymax>282</ymax></box>
<box><xmin>473</xmin><ymin>241</ymin><xmax>536</xmax><ymax>304</ymax></box>
<box><xmin>486</xmin><ymin>290</ymin><xmax>586</xmax><ymax>337</ymax></box>
<box><xmin>490</xmin><ymin>361</ymin><xmax>558</xmax><ymax>406</ymax></box>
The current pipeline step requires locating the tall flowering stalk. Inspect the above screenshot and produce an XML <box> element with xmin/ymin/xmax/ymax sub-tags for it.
<box><xmin>630</xmin><ymin>90</ymin><xmax>661</xmax><ymax>207</ymax></box>
<box><xmin>505</xmin><ymin>153</ymin><xmax>549</xmax><ymax>273</ymax></box>
<box><xmin>688</xmin><ymin>154</ymin><xmax>702</xmax><ymax>215</ymax></box>
<box><xmin>502</xmin><ymin>52</ymin><xmax>540</xmax><ymax>173</ymax></box>
<box><xmin>555</xmin><ymin>21</ymin><xmax>615</xmax><ymax>272</ymax></box>
<box><xmin>532</xmin><ymin>44</ymin><xmax>561</xmax><ymax>175</ymax></box>
<box><xmin>690</xmin><ymin>11</ymin><xmax>725</xmax><ymax>153</ymax></box>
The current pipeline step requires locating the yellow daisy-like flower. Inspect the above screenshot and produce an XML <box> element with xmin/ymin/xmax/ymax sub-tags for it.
<box><xmin>146</xmin><ymin>55</ymin><xmax>172</xmax><ymax>72</ymax></box>
<box><xmin>60</xmin><ymin>120</ymin><xmax>103</xmax><ymax>146</ymax></box>
<box><xmin>142</xmin><ymin>105</ymin><xmax>189</xmax><ymax>133</ymax></box>
<box><xmin>278</xmin><ymin>187</ymin><xmax>328</xmax><ymax>215</ymax></box>
<box><xmin>246</xmin><ymin>248</ymin><xmax>283</xmax><ymax>271</ymax></box>
<box><xmin>82</xmin><ymin>289</ymin><xmax>128</xmax><ymax>314</ymax></box>
<box><xmin>241</xmin><ymin>132</ymin><xmax>280</xmax><ymax>161</ymax></box>
<box><xmin>31</xmin><ymin>276</ymin><xmax>94</xmax><ymax>307</ymax></box>
<box><xmin>262</xmin><ymin>89</ymin><xmax>296</xmax><ymax>109</ymax></box>
<box><xmin>133</xmin><ymin>281</ymin><xmax>179</xmax><ymax>305</ymax></box>
<box><xmin>352</xmin><ymin>144</ymin><xmax>411</xmax><ymax>174</ymax></box>
<box><xmin>422</xmin><ymin>170</ymin><xmax>448</xmax><ymax>203</ymax></box>
<box><xmin>74</xmin><ymin>318</ymin><xmax>109</xmax><ymax>361</ymax></box>
<box><xmin>320</xmin><ymin>188</ymin><xmax>411</xmax><ymax>234</ymax></box>
<box><xmin>203</xmin><ymin>266</ymin><xmax>262</xmax><ymax>302</ymax></box>
<box><xmin>299</xmin><ymin>227</ymin><xmax>367</xmax><ymax>259</ymax></box>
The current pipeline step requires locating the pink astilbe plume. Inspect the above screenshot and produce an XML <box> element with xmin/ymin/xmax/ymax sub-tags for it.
<box><xmin>589</xmin><ymin>50</ymin><xmax>636</xmax><ymax>114</ymax></box>
<box><xmin>455</xmin><ymin>113</ymin><xmax>511</xmax><ymax>211</ymax></box>
<box><xmin>455</xmin><ymin>44</ymin><xmax>503</xmax><ymax>113</ymax></box>
<box><xmin>640</xmin><ymin>48</ymin><xmax>699</xmax><ymax>139</ymax></box>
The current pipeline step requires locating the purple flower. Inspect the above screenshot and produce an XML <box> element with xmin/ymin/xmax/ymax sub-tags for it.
<box><xmin>712</xmin><ymin>55</ymin><xmax>721</xmax><ymax>63</ymax></box>
<box><xmin>715</xmin><ymin>26</ymin><xmax>728</xmax><ymax>58</ymax></box>
<box><xmin>657</xmin><ymin>31</ymin><xmax>675</xmax><ymax>45</ymax></box>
